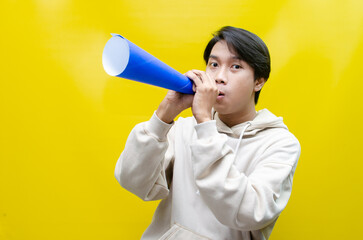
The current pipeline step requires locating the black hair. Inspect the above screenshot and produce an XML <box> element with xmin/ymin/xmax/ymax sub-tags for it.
<box><xmin>203</xmin><ymin>26</ymin><xmax>271</xmax><ymax>104</ymax></box>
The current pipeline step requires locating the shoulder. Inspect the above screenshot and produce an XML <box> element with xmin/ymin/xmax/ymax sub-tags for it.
<box><xmin>280</xmin><ymin>129</ymin><xmax>300</xmax><ymax>153</ymax></box>
<box><xmin>255</xmin><ymin>109</ymin><xmax>301</xmax><ymax>150</ymax></box>
<box><xmin>262</xmin><ymin>127</ymin><xmax>300</xmax><ymax>150</ymax></box>
<box><xmin>259</xmin><ymin>128</ymin><xmax>301</xmax><ymax>167</ymax></box>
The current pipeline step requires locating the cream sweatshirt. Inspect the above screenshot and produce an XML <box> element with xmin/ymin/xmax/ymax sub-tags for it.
<box><xmin>115</xmin><ymin>109</ymin><xmax>301</xmax><ymax>240</ymax></box>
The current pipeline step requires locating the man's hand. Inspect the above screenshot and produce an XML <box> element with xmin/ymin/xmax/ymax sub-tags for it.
<box><xmin>156</xmin><ymin>90</ymin><xmax>194</xmax><ymax>124</ymax></box>
<box><xmin>185</xmin><ymin>70</ymin><xmax>219</xmax><ymax>124</ymax></box>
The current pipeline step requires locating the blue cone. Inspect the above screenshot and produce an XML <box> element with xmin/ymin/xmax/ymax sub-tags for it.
<box><xmin>102</xmin><ymin>34</ymin><xmax>194</xmax><ymax>94</ymax></box>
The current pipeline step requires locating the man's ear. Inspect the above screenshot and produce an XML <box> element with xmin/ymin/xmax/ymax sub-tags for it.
<box><xmin>254</xmin><ymin>78</ymin><xmax>266</xmax><ymax>92</ymax></box>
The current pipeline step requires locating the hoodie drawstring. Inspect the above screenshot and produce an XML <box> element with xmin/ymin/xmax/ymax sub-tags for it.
<box><xmin>233</xmin><ymin>122</ymin><xmax>251</xmax><ymax>162</ymax></box>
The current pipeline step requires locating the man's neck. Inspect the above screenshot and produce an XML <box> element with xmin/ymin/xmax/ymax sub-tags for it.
<box><xmin>217</xmin><ymin>107</ymin><xmax>257</xmax><ymax>128</ymax></box>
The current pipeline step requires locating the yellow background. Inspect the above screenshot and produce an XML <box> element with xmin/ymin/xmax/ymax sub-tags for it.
<box><xmin>1</xmin><ymin>0</ymin><xmax>362</xmax><ymax>239</ymax></box>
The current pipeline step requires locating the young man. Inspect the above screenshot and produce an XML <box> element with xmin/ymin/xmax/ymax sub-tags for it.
<box><xmin>115</xmin><ymin>26</ymin><xmax>301</xmax><ymax>240</ymax></box>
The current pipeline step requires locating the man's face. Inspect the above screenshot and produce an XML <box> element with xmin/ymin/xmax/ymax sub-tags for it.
<box><xmin>206</xmin><ymin>40</ymin><xmax>261</xmax><ymax>117</ymax></box>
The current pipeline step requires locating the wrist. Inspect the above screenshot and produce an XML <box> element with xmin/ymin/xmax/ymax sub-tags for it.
<box><xmin>195</xmin><ymin>114</ymin><xmax>212</xmax><ymax>124</ymax></box>
<box><xmin>196</xmin><ymin>118</ymin><xmax>212</xmax><ymax>124</ymax></box>
<box><xmin>156</xmin><ymin>106</ymin><xmax>177</xmax><ymax>124</ymax></box>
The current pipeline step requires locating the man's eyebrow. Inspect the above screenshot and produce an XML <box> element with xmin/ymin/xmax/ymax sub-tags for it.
<box><xmin>209</xmin><ymin>54</ymin><xmax>242</xmax><ymax>60</ymax></box>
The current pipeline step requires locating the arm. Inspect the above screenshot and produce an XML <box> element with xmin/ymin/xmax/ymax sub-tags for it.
<box><xmin>191</xmin><ymin>122</ymin><xmax>301</xmax><ymax>230</ymax></box>
<box><xmin>115</xmin><ymin>89</ymin><xmax>194</xmax><ymax>201</ymax></box>
<box><xmin>114</xmin><ymin>112</ymin><xmax>175</xmax><ymax>201</ymax></box>
<box><xmin>115</xmin><ymin>68</ymin><xmax>216</xmax><ymax>201</ymax></box>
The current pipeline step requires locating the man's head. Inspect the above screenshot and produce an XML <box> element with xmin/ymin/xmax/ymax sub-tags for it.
<box><xmin>204</xmin><ymin>26</ymin><xmax>270</xmax><ymax>104</ymax></box>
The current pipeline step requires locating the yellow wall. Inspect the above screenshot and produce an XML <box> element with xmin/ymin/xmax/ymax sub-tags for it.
<box><xmin>1</xmin><ymin>0</ymin><xmax>362</xmax><ymax>239</ymax></box>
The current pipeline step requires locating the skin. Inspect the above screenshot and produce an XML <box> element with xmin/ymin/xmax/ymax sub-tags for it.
<box><xmin>156</xmin><ymin>40</ymin><xmax>266</xmax><ymax>127</ymax></box>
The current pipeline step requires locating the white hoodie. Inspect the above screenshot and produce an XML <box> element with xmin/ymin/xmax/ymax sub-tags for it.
<box><xmin>115</xmin><ymin>109</ymin><xmax>300</xmax><ymax>240</ymax></box>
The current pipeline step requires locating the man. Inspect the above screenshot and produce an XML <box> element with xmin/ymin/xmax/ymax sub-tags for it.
<box><xmin>115</xmin><ymin>26</ymin><xmax>301</xmax><ymax>239</ymax></box>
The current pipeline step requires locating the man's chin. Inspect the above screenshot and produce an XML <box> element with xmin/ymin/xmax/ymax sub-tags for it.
<box><xmin>213</xmin><ymin>105</ymin><xmax>229</xmax><ymax>115</ymax></box>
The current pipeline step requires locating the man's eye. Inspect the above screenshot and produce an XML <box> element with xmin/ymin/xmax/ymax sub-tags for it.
<box><xmin>232</xmin><ymin>65</ymin><xmax>242</xmax><ymax>69</ymax></box>
<box><xmin>210</xmin><ymin>62</ymin><xmax>218</xmax><ymax>67</ymax></box>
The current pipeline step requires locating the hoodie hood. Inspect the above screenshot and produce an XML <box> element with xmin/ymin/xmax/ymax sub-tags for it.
<box><xmin>213</xmin><ymin>108</ymin><xmax>288</xmax><ymax>138</ymax></box>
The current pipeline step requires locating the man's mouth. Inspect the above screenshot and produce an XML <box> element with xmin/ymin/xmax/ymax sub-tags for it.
<box><xmin>217</xmin><ymin>91</ymin><xmax>225</xmax><ymax>100</ymax></box>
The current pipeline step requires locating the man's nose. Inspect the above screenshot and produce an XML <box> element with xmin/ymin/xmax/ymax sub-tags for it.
<box><xmin>215</xmin><ymin>67</ymin><xmax>227</xmax><ymax>84</ymax></box>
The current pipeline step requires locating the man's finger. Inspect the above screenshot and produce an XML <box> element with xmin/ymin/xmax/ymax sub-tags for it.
<box><xmin>185</xmin><ymin>70</ymin><xmax>203</xmax><ymax>87</ymax></box>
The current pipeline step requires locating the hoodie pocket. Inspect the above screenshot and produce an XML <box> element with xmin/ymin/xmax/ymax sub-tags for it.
<box><xmin>159</xmin><ymin>223</ymin><xmax>210</xmax><ymax>240</ymax></box>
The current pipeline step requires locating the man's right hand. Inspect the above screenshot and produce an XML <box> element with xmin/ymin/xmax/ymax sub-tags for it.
<box><xmin>156</xmin><ymin>90</ymin><xmax>194</xmax><ymax>124</ymax></box>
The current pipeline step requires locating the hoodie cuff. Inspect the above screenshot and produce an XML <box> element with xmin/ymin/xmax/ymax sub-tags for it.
<box><xmin>194</xmin><ymin>120</ymin><xmax>219</xmax><ymax>139</ymax></box>
<box><xmin>144</xmin><ymin>111</ymin><xmax>174</xmax><ymax>141</ymax></box>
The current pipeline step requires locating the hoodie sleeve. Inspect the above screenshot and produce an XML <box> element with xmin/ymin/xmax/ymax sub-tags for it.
<box><xmin>114</xmin><ymin>112</ymin><xmax>175</xmax><ymax>201</ymax></box>
<box><xmin>191</xmin><ymin>121</ymin><xmax>301</xmax><ymax>231</ymax></box>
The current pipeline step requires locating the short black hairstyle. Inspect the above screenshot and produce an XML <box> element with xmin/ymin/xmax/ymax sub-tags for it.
<box><xmin>203</xmin><ymin>26</ymin><xmax>271</xmax><ymax>104</ymax></box>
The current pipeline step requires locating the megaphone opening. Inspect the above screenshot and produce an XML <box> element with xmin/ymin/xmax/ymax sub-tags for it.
<box><xmin>102</xmin><ymin>34</ymin><xmax>130</xmax><ymax>76</ymax></box>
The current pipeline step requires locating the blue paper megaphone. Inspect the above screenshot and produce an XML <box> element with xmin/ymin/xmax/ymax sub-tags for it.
<box><xmin>102</xmin><ymin>34</ymin><xmax>194</xmax><ymax>94</ymax></box>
